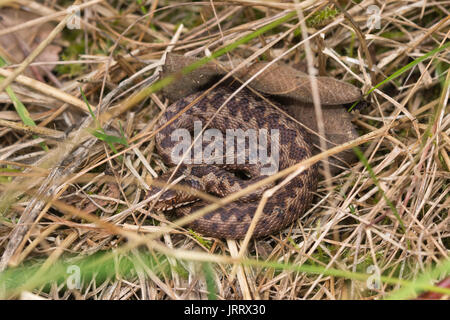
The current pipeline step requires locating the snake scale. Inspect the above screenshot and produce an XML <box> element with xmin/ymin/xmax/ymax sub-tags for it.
<box><xmin>148</xmin><ymin>85</ymin><xmax>317</xmax><ymax>239</ymax></box>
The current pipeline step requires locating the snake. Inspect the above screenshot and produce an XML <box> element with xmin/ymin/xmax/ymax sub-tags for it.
<box><xmin>147</xmin><ymin>85</ymin><xmax>317</xmax><ymax>239</ymax></box>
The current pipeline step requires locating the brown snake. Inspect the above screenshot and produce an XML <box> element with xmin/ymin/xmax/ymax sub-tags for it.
<box><xmin>148</xmin><ymin>85</ymin><xmax>317</xmax><ymax>239</ymax></box>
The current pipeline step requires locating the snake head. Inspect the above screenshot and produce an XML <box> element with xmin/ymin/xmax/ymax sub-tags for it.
<box><xmin>146</xmin><ymin>180</ymin><xmax>199</xmax><ymax>211</ymax></box>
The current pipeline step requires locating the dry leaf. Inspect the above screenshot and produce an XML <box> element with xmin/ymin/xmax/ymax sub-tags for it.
<box><xmin>0</xmin><ymin>8</ymin><xmax>62</xmax><ymax>76</ymax></box>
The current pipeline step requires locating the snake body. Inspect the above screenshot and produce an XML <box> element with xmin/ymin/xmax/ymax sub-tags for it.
<box><xmin>149</xmin><ymin>86</ymin><xmax>317</xmax><ymax>239</ymax></box>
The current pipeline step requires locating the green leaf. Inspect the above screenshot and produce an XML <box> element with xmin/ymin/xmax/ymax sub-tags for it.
<box><xmin>0</xmin><ymin>56</ymin><xmax>48</xmax><ymax>151</ymax></box>
<box><xmin>202</xmin><ymin>262</ymin><xmax>217</xmax><ymax>300</ymax></box>
<box><xmin>91</xmin><ymin>129</ymin><xmax>128</xmax><ymax>146</ymax></box>
<box><xmin>80</xmin><ymin>87</ymin><xmax>128</xmax><ymax>156</ymax></box>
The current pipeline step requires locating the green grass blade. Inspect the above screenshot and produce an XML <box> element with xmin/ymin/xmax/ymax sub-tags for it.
<box><xmin>133</xmin><ymin>11</ymin><xmax>297</xmax><ymax>100</ymax></box>
<box><xmin>367</xmin><ymin>42</ymin><xmax>450</xmax><ymax>96</ymax></box>
<box><xmin>80</xmin><ymin>87</ymin><xmax>128</xmax><ymax>156</ymax></box>
<box><xmin>79</xmin><ymin>87</ymin><xmax>98</xmax><ymax>127</ymax></box>
<box><xmin>202</xmin><ymin>262</ymin><xmax>218</xmax><ymax>300</ymax></box>
<box><xmin>349</xmin><ymin>42</ymin><xmax>450</xmax><ymax>111</ymax></box>
<box><xmin>0</xmin><ymin>56</ymin><xmax>48</xmax><ymax>151</ymax></box>
<box><xmin>1</xmin><ymin>248</ymin><xmax>448</xmax><ymax>299</ymax></box>
<box><xmin>384</xmin><ymin>258</ymin><xmax>450</xmax><ymax>300</ymax></box>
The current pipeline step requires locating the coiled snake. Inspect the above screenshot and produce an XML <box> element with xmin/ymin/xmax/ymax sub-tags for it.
<box><xmin>148</xmin><ymin>86</ymin><xmax>317</xmax><ymax>239</ymax></box>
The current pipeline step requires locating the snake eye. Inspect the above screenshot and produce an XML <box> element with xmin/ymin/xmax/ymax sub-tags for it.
<box><xmin>233</xmin><ymin>169</ymin><xmax>251</xmax><ymax>180</ymax></box>
<box><xmin>274</xmin><ymin>207</ymin><xmax>285</xmax><ymax>216</ymax></box>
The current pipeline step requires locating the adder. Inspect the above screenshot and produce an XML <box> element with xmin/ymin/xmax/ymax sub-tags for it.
<box><xmin>147</xmin><ymin>85</ymin><xmax>318</xmax><ymax>239</ymax></box>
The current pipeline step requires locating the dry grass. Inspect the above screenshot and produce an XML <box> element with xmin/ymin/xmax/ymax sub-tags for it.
<box><xmin>0</xmin><ymin>0</ymin><xmax>449</xmax><ymax>300</ymax></box>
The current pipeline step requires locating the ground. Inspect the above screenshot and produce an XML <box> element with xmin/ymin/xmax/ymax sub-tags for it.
<box><xmin>0</xmin><ymin>0</ymin><xmax>448</xmax><ymax>300</ymax></box>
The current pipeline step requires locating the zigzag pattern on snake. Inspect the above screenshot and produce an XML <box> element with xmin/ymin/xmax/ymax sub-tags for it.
<box><xmin>147</xmin><ymin>86</ymin><xmax>317</xmax><ymax>239</ymax></box>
